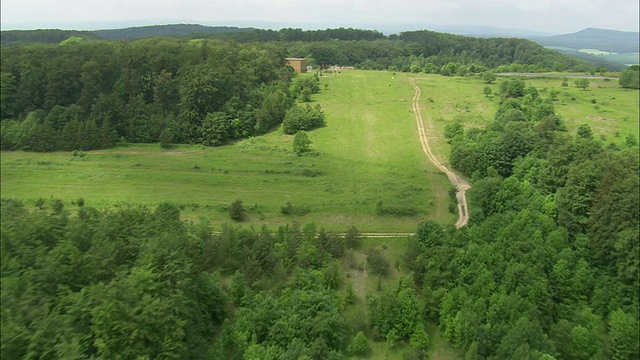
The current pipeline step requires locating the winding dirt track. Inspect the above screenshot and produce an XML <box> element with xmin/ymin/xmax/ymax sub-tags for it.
<box><xmin>410</xmin><ymin>78</ymin><xmax>471</xmax><ymax>228</ymax></box>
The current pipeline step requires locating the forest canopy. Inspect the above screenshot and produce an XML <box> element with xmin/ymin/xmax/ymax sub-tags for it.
<box><xmin>1</xmin><ymin>38</ymin><xmax>295</xmax><ymax>150</ymax></box>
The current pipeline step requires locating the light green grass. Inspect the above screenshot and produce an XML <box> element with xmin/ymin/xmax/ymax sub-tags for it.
<box><xmin>579</xmin><ymin>48</ymin><xmax>617</xmax><ymax>55</ymax></box>
<box><xmin>517</xmin><ymin>76</ymin><xmax>639</xmax><ymax>144</ymax></box>
<box><xmin>410</xmin><ymin>74</ymin><xmax>499</xmax><ymax>167</ymax></box>
<box><xmin>409</xmin><ymin>73</ymin><xmax>639</xmax><ymax>165</ymax></box>
<box><xmin>2</xmin><ymin>71</ymin><xmax>637</xmax><ymax>231</ymax></box>
<box><xmin>1</xmin><ymin>71</ymin><xmax>455</xmax><ymax>232</ymax></box>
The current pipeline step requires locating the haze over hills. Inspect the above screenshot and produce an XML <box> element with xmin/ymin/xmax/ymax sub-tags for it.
<box><xmin>1</xmin><ymin>23</ymin><xmax>634</xmax><ymax>43</ymax></box>
<box><xmin>533</xmin><ymin>28</ymin><xmax>640</xmax><ymax>54</ymax></box>
<box><xmin>528</xmin><ymin>28</ymin><xmax>640</xmax><ymax>67</ymax></box>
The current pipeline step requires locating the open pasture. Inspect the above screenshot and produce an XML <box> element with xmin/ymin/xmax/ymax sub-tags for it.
<box><xmin>1</xmin><ymin>71</ymin><xmax>456</xmax><ymax>232</ymax></box>
<box><xmin>515</xmin><ymin>75</ymin><xmax>639</xmax><ymax>144</ymax></box>
<box><xmin>2</xmin><ymin>70</ymin><xmax>637</xmax><ymax>231</ymax></box>
<box><xmin>410</xmin><ymin>73</ymin><xmax>639</xmax><ymax>163</ymax></box>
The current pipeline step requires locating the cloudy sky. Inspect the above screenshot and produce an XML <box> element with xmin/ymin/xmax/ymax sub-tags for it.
<box><xmin>1</xmin><ymin>0</ymin><xmax>638</xmax><ymax>34</ymax></box>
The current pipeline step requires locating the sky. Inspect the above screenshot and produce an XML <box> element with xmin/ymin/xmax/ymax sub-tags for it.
<box><xmin>1</xmin><ymin>0</ymin><xmax>638</xmax><ymax>34</ymax></box>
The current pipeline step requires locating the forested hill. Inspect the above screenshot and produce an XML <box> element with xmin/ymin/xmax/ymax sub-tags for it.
<box><xmin>0</xmin><ymin>25</ymin><xmax>386</xmax><ymax>44</ymax></box>
<box><xmin>0</xmin><ymin>29</ymin><xmax>105</xmax><ymax>45</ymax></box>
<box><xmin>285</xmin><ymin>30</ymin><xmax>589</xmax><ymax>72</ymax></box>
<box><xmin>0</xmin><ymin>25</ymin><xmax>253</xmax><ymax>44</ymax></box>
<box><xmin>534</xmin><ymin>28</ymin><xmax>640</xmax><ymax>54</ymax></box>
<box><xmin>93</xmin><ymin>24</ymin><xmax>255</xmax><ymax>41</ymax></box>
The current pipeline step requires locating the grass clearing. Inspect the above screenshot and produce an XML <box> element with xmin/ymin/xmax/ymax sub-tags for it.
<box><xmin>1</xmin><ymin>71</ymin><xmax>456</xmax><ymax>232</ymax></box>
<box><xmin>3</xmin><ymin>71</ymin><xmax>637</xmax><ymax>230</ymax></box>
<box><xmin>579</xmin><ymin>48</ymin><xmax>617</xmax><ymax>55</ymax></box>
<box><xmin>517</xmin><ymin>76</ymin><xmax>639</xmax><ymax>143</ymax></box>
<box><xmin>408</xmin><ymin>73</ymin><xmax>639</xmax><ymax>165</ymax></box>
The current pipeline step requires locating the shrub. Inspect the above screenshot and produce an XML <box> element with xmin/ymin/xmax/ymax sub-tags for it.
<box><xmin>51</xmin><ymin>199</ymin><xmax>64</xmax><ymax>214</ymax></box>
<box><xmin>348</xmin><ymin>331</ymin><xmax>370</xmax><ymax>355</ymax></box>
<box><xmin>482</xmin><ymin>71</ymin><xmax>497</xmax><ymax>84</ymax></box>
<box><xmin>344</xmin><ymin>226</ymin><xmax>361</xmax><ymax>249</ymax></box>
<box><xmin>282</xmin><ymin>104</ymin><xmax>325</xmax><ymax>134</ymax></box>
<box><xmin>290</xmin><ymin>75</ymin><xmax>320</xmax><ymax>101</ymax></box>
<box><xmin>281</xmin><ymin>202</ymin><xmax>311</xmax><ymax>216</ymax></box>
<box><xmin>619</xmin><ymin>67</ymin><xmax>640</xmax><ymax>89</ymax></box>
<box><xmin>444</xmin><ymin>122</ymin><xmax>464</xmax><ymax>142</ymax></box>
<box><xmin>229</xmin><ymin>199</ymin><xmax>246</xmax><ymax>221</ymax></box>
<box><xmin>292</xmin><ymin>131</ymin><xmax>312</xmax><ymax>155</ymax></box>
<box><xmin>366</xmin><ymin>247</ymin><xmax>390</xmax><ymax>276</ymax></box>
<box><xmin>375</xmin><ymin>201</ymin><xmax>418</xmax><ymax>216</ymax></box>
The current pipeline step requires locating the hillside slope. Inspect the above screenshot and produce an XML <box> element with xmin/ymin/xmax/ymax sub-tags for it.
<box><xmin>534</xmin><ymin>28</ymin><xmax>639</xmax><ymax>53</ymax></box>
<box><xmin>93</xmin><ymin>24</ymin><xmax>254</xmax><ymax>40</ymax></box>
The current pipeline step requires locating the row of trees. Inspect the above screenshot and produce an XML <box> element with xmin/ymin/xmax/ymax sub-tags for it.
<box><xmin>285</xmin><ymin>32</ymin><xmax>591</xmax><ymax>72</ymax></box>
<box><xmin>406</xmin><ymin>78</ymin><xmax>639</xmax><ymax>359</ymax></box>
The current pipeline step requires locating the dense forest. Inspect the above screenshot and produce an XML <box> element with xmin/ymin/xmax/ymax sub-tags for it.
<box><xmin>427</xmin><ymin>78</ymin><xmax>639</xmax><ymax>358</ymax></box>
<box><xmin>0</xmin><ymin>38</ymin><xmax>327</xmax><ymax>151</ymax></box>
<box><xmin>1</xmin><ymin>199</ymin><xmax>373</xmax><ymax>359</ymax></box>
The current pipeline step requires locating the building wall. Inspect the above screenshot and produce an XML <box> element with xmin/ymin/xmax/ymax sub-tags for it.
<box><xmin>286</xmin><ymin>58</ymin><xmax>307</xmax><ymax>73</ymax></box>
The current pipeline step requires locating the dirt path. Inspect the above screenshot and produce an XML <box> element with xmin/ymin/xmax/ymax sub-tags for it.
<box><xmin>410</xmin><ymin>78</ymin><xmax>471</xmax><ymax>228</ymax></box>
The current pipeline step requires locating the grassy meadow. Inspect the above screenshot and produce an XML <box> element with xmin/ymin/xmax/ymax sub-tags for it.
<box><xmin>1</xmin><ymin>71</ymin><xmax>455</xmax><ymax>232</ymax></box>
<box><xmin>410</xmin><ymin>73</ymin><xmax>639</xmax><ymax>165</ymax></box>
<box><xmin>521</xmin><ymin>76</ymin><xmax>639</xmax><ymax>143</ymax></box>
<box><xmin>2</xmin><ymin>71</ymin><xmax>637</xmax><ymax>232</ymax></box>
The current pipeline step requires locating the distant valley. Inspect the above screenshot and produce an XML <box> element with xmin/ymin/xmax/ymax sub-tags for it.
<box><xmin>531</xmin><ymin>27</ymin><xmax>640</xmax><ymax>67</ymax></box>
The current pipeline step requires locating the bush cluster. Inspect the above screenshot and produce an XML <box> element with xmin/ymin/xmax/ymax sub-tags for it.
<box><xmin>282</xmin><ymin>104</ymin><xmax>325</xmax><ymax>134</ymax></box>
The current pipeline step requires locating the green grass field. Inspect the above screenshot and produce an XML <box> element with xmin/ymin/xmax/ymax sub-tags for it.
<box><xmin>409</xmin><ymin>73</ymin><xmax>639</xmax><ymax>164</ymax></box>
<box><xmin>1</xmin><ymin>71</ymin><xmax>637</xmax><ymax>232</ymax></box>
<box><xmin>579</xmin><ymin>48</ymin><xmax>617</xmax><ymax>55</ymax></box>
<box><xmin>0</xmin><ymin>71</ymin><xmax>455</xmax><ymax>232</ymax></box>
<box><xmin>513</xmin><ymin>75</ymin><xmax>639</xmax><ymax>144</ymax></box>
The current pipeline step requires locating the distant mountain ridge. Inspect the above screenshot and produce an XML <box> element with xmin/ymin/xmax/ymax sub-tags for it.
<box><xmin>533</xmin><ymin>28</ymin><xmax>639</xmax><ymax>54</ymax></box>
<box><xmin>93</xmin><ymin>24</ymin><xmax>254</xmax><ymax>40</ymax></box>
<box><xmin>0</xmin><ymin>24</ymin><xmax>254</xmax><ymax>44</ymax></box>
<box><xmin>0</xmin><ymin>29</ymin><xmax>105</xmax><ymax>44</ymax></box>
